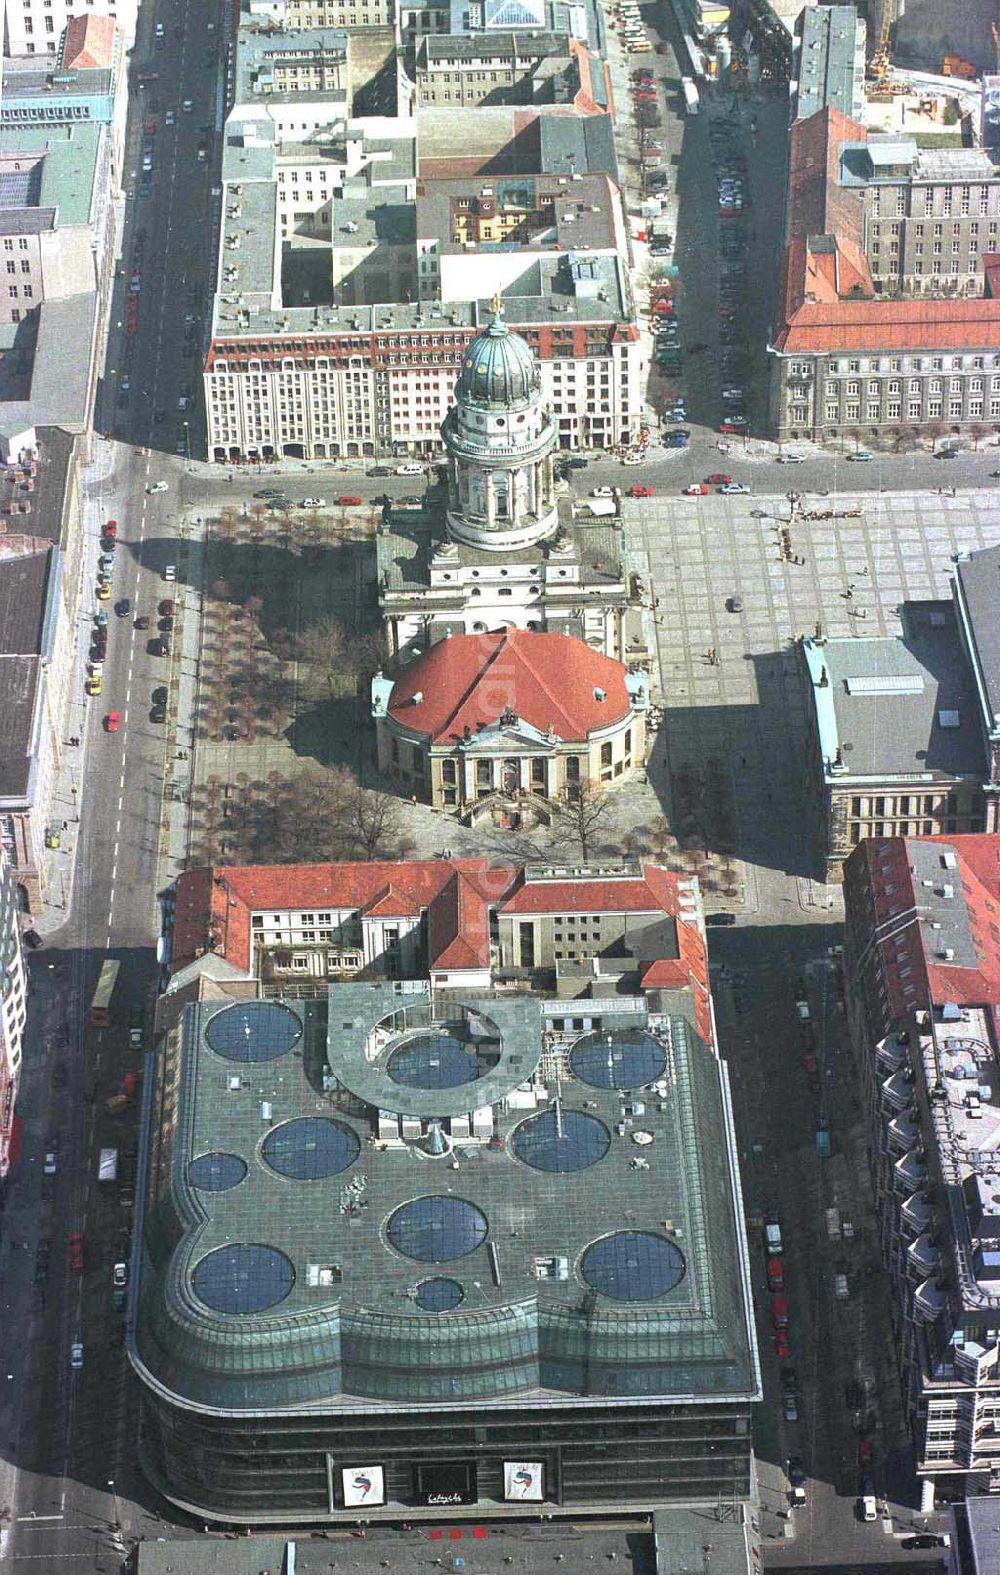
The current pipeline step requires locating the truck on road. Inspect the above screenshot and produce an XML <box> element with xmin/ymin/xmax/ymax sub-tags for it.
<box><xmin>98</xmin><ymin>1147</ymin><xmax>119</xmax><ymax>1183</ymax></box>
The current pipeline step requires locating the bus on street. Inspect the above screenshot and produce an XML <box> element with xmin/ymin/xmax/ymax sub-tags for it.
<box><xmin>90</xmin><ymin>958</ymin><xmax>121</xmax><ymax>1027</ymax></box>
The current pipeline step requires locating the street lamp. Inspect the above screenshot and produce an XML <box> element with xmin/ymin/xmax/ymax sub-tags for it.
<box><xmin>107</xmin><ymin>1480</ymin><xmax>120</xmax><ymax>1537</ymax></box>
<box><xmin>183</xmin><ymin>421</ymin><xmax>191</xmax><ymax>471</ymax></box>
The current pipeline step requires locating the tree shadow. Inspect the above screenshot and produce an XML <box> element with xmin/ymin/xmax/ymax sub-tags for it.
<box><xmin>286</xmin><ymin>695</ymin><xmax>369</xmax><ymax>769</ymax></box>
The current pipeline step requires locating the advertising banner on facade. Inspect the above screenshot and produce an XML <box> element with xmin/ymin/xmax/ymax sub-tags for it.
<box><xmin>342</xmin><ymin>1465</ymin><xmax>385</xmax><ymax>1507</ymax></box>
<box><xmin>503</xmin><ymin>1461</ymin><xmax>544</xmax><ymax>1501</ymax></box>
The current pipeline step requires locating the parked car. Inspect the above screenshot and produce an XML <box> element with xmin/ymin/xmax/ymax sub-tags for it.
<box><xmin>776</xmin><ymin>452</ymin><xmax>804</xmax><ymax>464</ymax></box>
<box><xmin>775</xmin><ymin>1329</ymin><xmax>792</xmax><ymax>1359</ymax></box>
<box><xmin>770</xmin><ymin>1295</ymin><xmax>790</xmax><ymax>1330</ymax></box>
<box><xmin>70</xmin><ymin>1343</ymin><xmax>84</xmax><ymax>1370</ymax></box>
<box><xmin>766</xmin><ymin>1257</ymin><xmax>784</xmax><ymax>1292</ymax></box>
<box><xmin>846</xmin><ymin>449</ymin><xmax>873</xmax><ymax>462</ymax></box>
<box><xmin>782</xmin><ymin>1392</ymin><xmax>798</xmax><ymax>1423</ymax></box>
<box><xmin>628</xmin><ymin>484</ymin><xmax>654</xmax><ymax>498</ymax></box>
<box><xmin>683</xmin><ymin>484</ymin><xmax>710</xmax><ymax>496</ymax></box>
<box><xmin>705</xmin><ymin>473</ymin><xmax>732</xmax><ymax>486</ymax></box>
<box><xmin>719</xmin><ymin>482</ymin><xmax>750</xmax><ymax>494</ymax></box>
<box><xmin>705</xmin><ymin>911</ymin><xmax>736</xmax><ymax>926</ymax></box>
<box><xmin>336</xmin><ymin>494</ymin><xmax>362</xmax><ymax>507</ymax></box>
<box><xmin>68</xmin><ymin>1232</ymin><xmax>84</xmax><ymax>1272</ymax></box>
<box><xmin>300</xmin><ymin>497</ymin><xmax>327</xmax><ymax>508</ymax></box>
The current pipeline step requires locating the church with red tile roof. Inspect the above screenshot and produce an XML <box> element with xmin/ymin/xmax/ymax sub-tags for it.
<box><xmin>372</xmin><ymin>629</ymin><xmax>648</xmax><ymax>815</ymax></box>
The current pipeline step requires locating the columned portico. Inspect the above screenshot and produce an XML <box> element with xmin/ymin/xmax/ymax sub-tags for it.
<box><xmin>441</xmin><ymin>299</ymin><xmax>559</xmax><ymax>552</ymax></box>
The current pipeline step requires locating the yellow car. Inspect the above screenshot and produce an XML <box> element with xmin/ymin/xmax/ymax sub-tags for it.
<box><xmin>86</xmin><ymin>674</ymin><xmax>103</xmax><ymax>696</ymax></box>
<box><xmin>96</xmin><ymin>580</ymin><xmax>111</xmax><ymax>601</ymax></box>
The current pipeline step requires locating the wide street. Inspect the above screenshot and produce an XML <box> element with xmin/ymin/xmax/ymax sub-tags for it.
<box><xmin>0</xmin><ymin>0</ymin><xmax>993</xmax><ymax>1562</ymax></box>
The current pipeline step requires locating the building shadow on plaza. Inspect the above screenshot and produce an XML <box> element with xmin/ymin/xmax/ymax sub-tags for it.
<box><xmin>660</xmin><ymin>668</ymin><xmax>822</xmax><ymax>882</ymax></box>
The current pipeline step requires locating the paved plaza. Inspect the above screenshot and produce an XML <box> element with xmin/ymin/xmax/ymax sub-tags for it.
<box><xmin>627</xmin><ymin>488</ymin><xmax>1000</xmax><ymax>892</ymax></box>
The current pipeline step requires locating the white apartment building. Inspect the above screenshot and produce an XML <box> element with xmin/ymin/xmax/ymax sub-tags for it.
<box><xmin>3</xmin><ymin>0</ymin><xmax>137</xmax><ymax>55</ymax></box>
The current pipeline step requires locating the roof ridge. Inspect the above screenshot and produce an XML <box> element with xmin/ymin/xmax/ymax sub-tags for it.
<box><xmin>506</xmin><ymin>631</ymin><xmax>581</xmax><ymax>736</ymax></box>
<box><xmin>437</xmin><ymin>631</ymin><xmax>508</xmax><ymax>736</ymax></box>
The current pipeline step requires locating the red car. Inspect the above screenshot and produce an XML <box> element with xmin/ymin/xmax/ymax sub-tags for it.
<box><xmin>766</xmin><ymin>1256</ymin><xmax>785</xmax><ymax>1293</ymax></box>
<box><xmin>858</xmin><ymin>1439</ymin><xmax>872</xmax><ymax>1467</ymax></box>
<box><xmin>771</xmin><ymin>1294</ymin><xmax>790</xmax><ymax>1330</ymax></box>
<box><xmin>337</xmin><ymin>494</ymin><xmax>362</xmax><ymax>506</ymax></box>
<box><xmin>705</xmin><ymin>473</ymin><xmax>732</xmax><ymax>485</ymax></box>
<box><xmin>104</xmin><ymin>711</ymin><xmax>121</xmax><ymax>733</ymax></box>
<box><xmin>719</xmin><ymin>420</ymin><xmax>748</xmax><ymax>434</ymax></box>
<box><xmin>775</xmin><ymin>1329</ymin><xmax>792</xmax><ymax>1358</ymax></box>
<box><xmin>103</xmin><ymin>519</ymin><xmax>117</xmax><ymax>538</ymax></box>
<box><xmin>683</xmin><ymin>483</ymin><xmax>710</xmax><ymax>496</ymax></box>
<box><xmin>143</xmin><ymin>116</ymin><xmax>155</xmax><ymax>135</ymax></box>
<box><xmin>802</xmin><ymin>1051</ymin><xmax>818</xmax><ymax>1075</ymax></box>
<box><xmin>68</xmin><ymin>1232</ymin><xmax>84</xmax><ymax>1273</ymax></box>
<box><xmin>629</xmin><ymin>484</ymin><xmax>654</xmax><ymax>498</ymax></box>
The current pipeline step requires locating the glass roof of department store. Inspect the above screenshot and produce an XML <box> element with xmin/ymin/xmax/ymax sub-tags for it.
<box><xmin>135</xmin><ymin>984</ymin><xmax>758</xmax><ymax>1415</ymax></box>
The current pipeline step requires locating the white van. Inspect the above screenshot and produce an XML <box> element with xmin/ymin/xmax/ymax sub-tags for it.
<box><xmin>858</xmin><ymin>1495</ymin><xmax>877</xmax><ymax>1522</ymax></box>
<box><xmin>764</xmin><ymin>1220</ymin><xmax>783</xmax><ymax>1255</ymax></box>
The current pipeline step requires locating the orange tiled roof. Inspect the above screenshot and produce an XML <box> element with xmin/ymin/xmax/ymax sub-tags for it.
<box><xmin>774</xmin><ymin>107</ymin><xmax>1000</xmax><ymax>355</ymax></box>
<box><xmin>386</xmin><ymin>630</ymin><xmax>633</xmax><ymax>744</ymax></box>
<box><xmin>61</xmin><ymin>13</ymin><xmax>117</xmax><ymax>68</ymax></box>
<box><xmin>171</xmin><ymin>859</ymin><xmax>712</xmax><ymax>1041</ymax></box>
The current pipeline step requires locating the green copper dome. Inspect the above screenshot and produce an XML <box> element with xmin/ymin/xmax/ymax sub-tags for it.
<box><xmin>457</xmin><ymin>312</ymin><xmax>540</xmax><ymax>409</ymax></box>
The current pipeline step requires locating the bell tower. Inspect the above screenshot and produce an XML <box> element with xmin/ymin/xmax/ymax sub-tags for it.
<box><xmin>441</xmin><ymin>297</ymin><xmax>559</xmax><ymax>552</ymax></box>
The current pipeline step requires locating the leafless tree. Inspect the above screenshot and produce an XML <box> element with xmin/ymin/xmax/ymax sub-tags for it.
<box><xmin>296</xmin><ymin>617</ymin><xmax>347</xmax><ymax>700</ymax></box>
<box><xmin>552</xmin><ymin>782</ymin><xmax>617</xmax><ymax>861</ymax></box>
<box><xmin>349</xmin><ymin>783</ymin><xmax>409</xmax><ymax>861</ymax></box>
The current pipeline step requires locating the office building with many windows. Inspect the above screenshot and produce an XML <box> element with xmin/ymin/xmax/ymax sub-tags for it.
<box><xmin>844</xmin><ymin>834</ymin><xmax>1000</xmax><ymax>1503</ymax></box>
<box><xmin>769</xmin><ymin>108</ymin><xmax>1000</xmax><ymax>443</ymax></box>
<box><xmin>137</xmin><ymin>858</ymin><xmax>756</xmax><ymax>1523</ymax></box>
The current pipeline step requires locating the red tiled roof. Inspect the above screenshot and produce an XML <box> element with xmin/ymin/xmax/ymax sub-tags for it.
<box><xmin>386</xmin><ymin>630</ymin><xmax>633</xmax><ymax>744</ymax></box>
<box><xmin>170</xmin><ymin>859</ymin><xmax>712</xmax><ymax>1041</ymax></box>
<box><xmin>773</xmin><ymin>107</ymin><xmax>1000</xmax><ymax>355</ymax></box>
<box><xmin>172</xmin><ymin>860</ymin><xmax>498</xmax><ymax>975</ymax></box>
<box><xmin>61</xmin><ymin>13</ymin><xmax>117</xmax><ymax>68</ymax></box>
<box><xmin>428</xmin><ymin>869</ymin><xmax>497</xmax><ymax>972</ymax></box>
<box><xmin>853</xmin><ymin>836</ymin><xmax>1000</xmax><ymax>1021</ymax></box>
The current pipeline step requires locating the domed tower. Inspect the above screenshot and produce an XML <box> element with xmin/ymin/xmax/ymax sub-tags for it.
<box><xmin>441</xmin><ymin>297</ymin><xmax>558</xmax><ymax>551</ymax></box>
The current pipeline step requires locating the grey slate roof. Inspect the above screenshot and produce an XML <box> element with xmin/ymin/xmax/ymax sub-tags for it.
<box><xmin>0</xmin><ymin>550</ymin><xmax>49</xmax><ymax>655</ymax></box>
<box><xmin>954</xmin><ymin>542</ymin><xmax>1000</xmax><ymax>736</ymax></box>
<box><xmin>818</xmin><ymin>602</ymin><xmax>986</xmax><ymax>783</ymax></box>
<box><xmin>0</xmin><ymin>655</ymin><xmax>40</xmax><ymax>800</ymax></box>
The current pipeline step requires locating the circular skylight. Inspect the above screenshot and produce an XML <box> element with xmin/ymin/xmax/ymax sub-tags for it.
<box><xmin>580</xmin><ymin>1231</ymin><xmax>686</xmax><ymax>1302</ymax></box>
<box><xmin>205</xmin><ymin>1001</ymin><xmax>301</xmax><ymax>1062</ymax></box>
<box><xmin>569</xmin><ymin>1029</ymin><xmax>667</xmax><ymax>1091</ymax></box>
<box><xmin>187</xmin><ymin>1152</ymin><xmax>248</xmax><ymax>1192</ymax></box>
<box><xmin>192</xmin><ymin>1243</ymin><xmax>296</xmax><ymax>1315</ymax></box>
<box><xmin>415</xmin><ymin>1277</ymin><xmax>465</xmax><ymax>1312</ymax></box>
<box><xmin>511</xmin><ymin>1108</ymin><xmax>610</xmax><ymax>1173</ymax></box>
<box><xmin>262</xmin><ymin>1117</ymin><xmax>360</xmax><ymax>1180</ymax></box>
<box><xmin>386</xmin><ymin>1196</ymin><xmax>488</xmax><ymax>1263</ymax></box>
<box><xmin>387</xmin><ymin>1030</ymin><xmax>500</xmax><ymax>1090</ymax></box>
